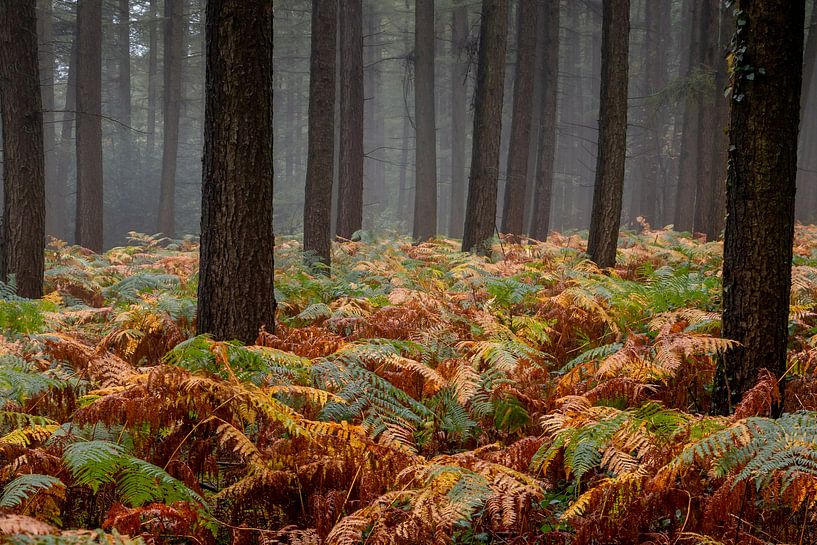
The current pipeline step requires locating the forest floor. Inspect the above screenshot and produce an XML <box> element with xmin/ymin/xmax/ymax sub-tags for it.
<box><xmin>1</xmin><ymin>227</ymin><xmax>817</xmax><ymax>545</ymax></box>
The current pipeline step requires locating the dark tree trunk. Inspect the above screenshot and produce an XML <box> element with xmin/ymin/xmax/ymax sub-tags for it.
<box><xmin>197</xmin><ymin>0</ymin><xmax>275</xmax><ymax>344</ymax></box>
<box><xmin>413</xmin><ymin>0</ymin><xmax>437</xmax><ymax>241</ymax></box>
<box><xmin>74</xmin><ymin>0</ymin><xmax>103</xmax><ymax>252</ymax></box>
<box><xmin>461</xmin><ymin>0</ymin><xmax>508</xmax><ymax>254</ymax></box>
<box><xmin>587</xmin><ymin>0</ymin><xmax>629</xmax><ymax>268</ymax></box>
<box><xmin>500</xmin><ymin>0</ymin><xmax>536</xmax><ymax>235</ymax></box>
<box><xmin>158</xmin><ymin>0</ymin><xmax>183</xmax><ymax>237</ymax></box>
<box><xmin>529</xmin><ymin>0</ymin><xmax>559</xmax><ymax>241</ymax></box>
<box><xmin>0</xmin><ymin>0</ymin><xmax>46</xmax><ymax>298</ymax></box>
<box><xmin>712</xmin><ymin>0</ymin><xmax>805</xmax><ymax>415</ymax></box>
<box><xmin>303</xmin><ymin>0</ymin><xmax>337</xmax><ymax>269</ymax></box>
<box><xmin>448</xmin><ymin>1</ymin><xmax>468</xmax><ymax>239</ymax></box>
<box><xmin>146</xmin><ymin>0</ymin><xmax>158</xmax><ymax>159</ymax></box>
<box><xmin>796</xmin><ymin>2</ymin><xmax>817</xmax><ymax>223</ymax></box>
<box><xmin>37</xmin><ymin>0</ymin><xmax>60</xmax><ymax>240</ymax></box>
<box><xmin>336</xmin><ymin>0</ymin><xmax>364</xmax><ymax>240</ymax></box>
<box><xmin>674</xmin><ymin>0</ymin><xmax>700</xmax><ymax>233</ymax></box>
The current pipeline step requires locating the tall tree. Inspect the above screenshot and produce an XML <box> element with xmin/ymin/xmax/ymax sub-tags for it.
<box><xmin>158</xmin><ymin>0</ymin><xmax>183</xmax><ymax>237</ymax></box>
<box><xmin>674</xmin><ymin>0</ymin><xmax>700</xmax><ymax>233</ymax></box>
<box><xmin>0</xmin><ymin>0</ymin><xmax>46</xmax><ymax>298</ymax></box>
<box><xmin>54</xmin><ymin>33</ymin><xmax>77</xmax><ymax>244</ymax></box>
<box><xmin>336</xmin><ymin>0</ymin><xmax>364</xmax><ymax>240</ymax></box>
<box><xmin>500</xmin><ymin>0</ymin><xmax>536</xmax><ymax>235</ymax></box>
<box><xmin>413</xmin><ymin>0</ymin><xmax>437</xmax><ymax>241</ymax></box>
<box><xmin>37</xmin><ymin>0</ymin><xmax>60</xmax><ymax>239</ymax></box>
<box><xmin>303</xmin><ymin>0</ymin><xmax>337</xmax><ymax>268</ymax></box>
<box><xmin>74</xmin><ymin>0</ymin><xmax>103</xmax><ymax>252</ymax></box>
<box><xmin>197</xmin><ymin>0</ymin><xmax>275</xmax><ymax>344</ymax></box>
<box><xmin>586</xmin><ymin>0</ymin><xmax>629</xmax><ymax>268</ymax></box>
<box><xmin>529</xmin><ymin>0</ymin><xmax>559</xmax><ymax>241</ymax></box>
<box><xmin>146</xmin><ymin>0</ymin><xmax>158</xmax><ymax>159</ymax></box>
<box><xmin>461</xmin><ymin>0</ymin><xmax>508</xmax><ymax>254</ymax></box>
<box><xmin>712</xmin><ymin>1</ymin><xmax>805</xmax><ymax>415</ymax></box>
<box><xmin>448</xmin><ymin>1</ymin><xmax>468</xmax><ymax>238</ymax></box>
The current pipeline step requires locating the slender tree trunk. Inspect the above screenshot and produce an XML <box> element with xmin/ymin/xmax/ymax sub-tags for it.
<box><xmin>37</xmin><ymin>0</ymin><xmax>60</xmax><ymax>240</ymax></box>
<box><xmin>674</xmin><ymin>0</ymin><xmax>700</xmax><ymax>233</ymax></box>
<box><xmin>587</xmin><ymin>0</ymin><xmax>629</xmax><ymax>268</ymax></box>
<box><xmin>158</xmin><ymin>0</ymin><xmax>183</xmax><ymax>237</ymax></box>
<box><xmin>448</xmin><ymin>1</ymin><xmax>468</xmax><ymax>238</ymax></box>
<box><xmin>74</xmin><ymin>0</ymin><xmax>103</xmax><ymax>252</ymax></box>
<box><xmin>197</xmin><ymin>0</ymin><xmax>275</xmax><ymax>344</ymax></box>
<box><xmin>500</xmin><ymin>0</ymin><xmax>536</xmax><ymax>235</ymax></box>
<box><xmin>336</xmin><ymin>0</ymin><xmax>364</xmax><ymax>239</ymax></box>
<box><xmin>529</xmin><ymin>0</ymin><xmax>559</xmax><ymax>241</ymax></box>
<box><xmin>0</xmin><ymin>0</ymin><xmax>46</xmax><ymax>298</ymax></box>
<box><xmin>55</xmin><ymin>34</ymin><xmax>77</xmax><ymax>244</ymax></box>
<box><xmin>712</xmin><ymin>0</ymin><xmax>805</xmax><ymax>415</ymax></box>
<box><xmin>461</xmin><ymin>0</ymin><xmax>508</xmax><ymax>254</ymax></box>
<box><xmin>413</xmin><ymin>0</ymin><xmax>437</xmax><ymax>241</ymax></box>
<box><xmin>796</xmin><ymin>1</ymin><xmax>817</xmax><ymax>223</ymax></box>
<box><xmin>146</xmin><ymin>0</ymin><xmax>158</xmax><ymax>159</ymax></box>
<box><xmin>397</xmin><ymin>112</ymin><xmax>410</xmax><ymax>227</ymax></box>
<box><xmin>303</xmin><ymin>0</ymin><xmax>337</xmax><ymax>269</ymax></box>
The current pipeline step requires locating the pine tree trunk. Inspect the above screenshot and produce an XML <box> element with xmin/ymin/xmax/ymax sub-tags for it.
<box><xmin>37</xmin><ymin>0</ymin><xmax>60</xmax><ymax>240</ymax></box>
<box><xmin>336</xmin><ymin>0</ymin><xmax>364</xmax><ymax>240</ymax></box>
<box><xmin>413</xmin><ymin>0</ymin><xmax>437</xmax><ymax>241</ymax></box>
<box><xmin>158</xmin><ymin>0</ymin><xmax>183</xmax><ymax>237</ymax></box>
<box><xmin>500</xmin><ymin>0</ymin><xmax>536</xmax><ymax>235</ymax></box>
<box><xmin>461</xmin><ymin>0</ymin><xmax>508</xmax><ymax>254</ymax></box>
<box><xmin>674</xmin><ymin>0</ymin><xmax>700</xmax><ymax>233</ymax></box>
<box><xmin>712</xmin><ymin>0</ymin><xmax>805</xmax><ymax>415</ymax></box>
<box><xmin>0</xmin><ymin>0</ymin><xmax>46</xmax><ymax>298</ymax></box>
<box><xmin>529</xmin><ymin>0</ymin><xmax>559</xmax><ymax>241</ymax></box>
<box><xmin>448</xmin><ymin>1</ymin><xmax>468</xmax><ymax>239</ymax></box>
<box><xmin>55</xmin><ymin>35</ymin><xmax>77</xmax><ymax>244</ymax></box>
<box><xmin>303</xmin><ymin>0</ymin><xmax>337</xmax><ymax>269</ymax></box>
<box><xmin>197</xmin><ymin>0</ymin><xmax>275</xmax><ymax>344</ymax></box>
<box><xmin>74</xmin><ymin>0</ymin><xmax>103</xmax><ymax>252</ymax></box>
<box><xmin>587</xmin><ymin>0</ymin><xmax>629</xmax><ymax>268</ymax></box>
<box><xmin>146</xmin><ymin>0</ymin><xmax>158</xmax><ymax>159</ymax></box>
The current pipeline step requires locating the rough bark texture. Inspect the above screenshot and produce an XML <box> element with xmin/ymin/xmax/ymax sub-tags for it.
<box><xmin>336</xmin><ymin>0</ymin><xmax>364</xmax><ymax>240</ymax></box>
<box><xmin>37</xmin><ymin>0</ymin><xmax>60</xmax><ymax>240</ymax></box>
<box><xmin>0</xmin><ymin>0</ymin><xmax>46</xmax><ymax>298</ymax></box>
<box><xmin>461</xmin><ymin>0</ymin><xmax>508</xmax><ymax>254</ymax></box>
<box><xmin>500</xmin><ymin>0</ymin><xmax>536</xmax><ymax>235</ymax></box>
<box><xmin>74</xmin><ymin>0</ymin><xmax>103</xmax><ymax>252</ymax></box>
<box><xmin>529</xmin><ymin>0</ymin><xmax>559</xmax><ymax>241</ymax></box>
<box><xmin>197</xmin><ymin>0</ymin><xmax>276</xmax><ymax>344</ymax></box>
<box><xmin>303</xmin><ymin>0</ymin><xmax>337</xmax><ymax>268</ymax></box>
<box><xmin>448</xmin><ymin>2</ymin><xmax>468</xmax><ymax>238</ymax></box>
<box><xmin>158</xmin><ymin>0</ymin><xmax>183</xmax><ymax>237</ymax></box>
<box><xmin>413</xmin><ymin>0</ymin><xmax>437</xmax><ymax>241</ymax></box>
<box><xmin>712</xmin><ymin>0</ymin><xmax>804</xmax><ymax>416</ymax></box>
<box><xmin>587</xmin><ymin>0</ymin><xmax>629</xmax><ymax>269</ymax></box>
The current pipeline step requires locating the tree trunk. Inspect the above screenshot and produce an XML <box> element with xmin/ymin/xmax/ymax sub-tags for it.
<box><xmin>587</xmin><ymin>0</ymin><xmax>629</xmax><ymax>268</ymax></box>
<box><xmin>796</xmin><ymin>1</ymin><xmax>817</xmax><ymax>223</ymax></box>
<box><xmin>158</xmin><ymin>0</ymin><xmax>183</xmax><ymax>237</ymax></box>
<box><xmin>529</xmin><ymin>0</ymin><xmax>559</xmax><ymax>241</ymax></box>
<box><xmin>74</xmin><ymin>0</ymin><xmax>103</xmax><ymax>252</ymax></box>
<box><xmin>461</xmin><ymin>0</ymin><xmax>508</xmax><ymax>254</ymax></box>
<box><xmin>0</xmin><ymin>0</ymin><xmax>46</xmax><ymax>298</ymax></box>
<box><xmin>500</xmin><ymin>0</ymin><xmax>536</xmax><ymax>235</ymax></box>
<box><xmin>55</xmin><ymin>34</ymin><xmax>77</xmax><ymax>244</ymax></box>
<box><xmin>146</xmin><ymin>0</ymin><xmax>158</xmax><ymax>159</ymax></box>
<box><xmin>336</xmin><ymin>0</ymin><xmax>364</xmax><ymax>240</ymax></box>
<box><xmin>448</xmin><ymin>1</ymin><xmax>468</xmax><ymax>239</ymax></box>
<box><xmin>413</xmin><ymin>0</ymin><xmax>437</xmax><ymax>241</ymax></box>
<box><xmin>197</xmin><ymin>0</ymin><xmax>275</xmax><ymax>344</ymax></box>
<box><xmin>712</xmin><ymin>0</ymin><xmax>805</xmax><ymax>415</ymax></box>
<box><xmin>37</xmin><ymin>0</ymin><xmax>60</xmax><ymax>240</ymax></box>
<box><xmin>303</xmin><ymin>0</ymin><xmax>337</xmax><ymax>269</ymax></box>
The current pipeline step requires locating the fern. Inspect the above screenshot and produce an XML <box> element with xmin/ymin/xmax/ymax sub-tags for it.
<box><xmin>0</xmin><ymin>474</ymin><xmax>65</xmax><ymax>508</ymax></box>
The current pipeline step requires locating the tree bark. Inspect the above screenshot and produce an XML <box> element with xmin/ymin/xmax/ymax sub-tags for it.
<box><xmin>146</xmin><ymin>0</ymin><xmax>158</xmax><ymax>159</ymax></box>
<box><xmin>413</xmin><ymin>0</ymin><xmax>437</xmax><ymax>241</ymax></box>
<box><xmin>0</xmin><ymin>0</ymin><xmax>46</xmax><ymax>298</ymax></box>
<box><xmin>74</xmin><ymin>0</ymin><xmax>103</xmax><ymax>252</ymax></box>
<box><xmin>197</xmin><ymin>0</ymin><xmax>275</xmax><ymax>344</ymax></box>
<box><xmin>158</xmin><ymin>0</ymin><xmax>183</xmax><ymax>237</ymax></box>
<box><xmin>461</xmin><ymin>0</ymin><xmax>508</xmax><ymax>254</ymax></box>
<box><xmin>529</xmin><ymin>0</ymin><xmax>559</xmax><ymax>241</ymax></box>
<box><xmin>37</xmin><ymin>0</ymin><xmax>60</xmax><ymax>240</ymax></box>
<box><xmin>303</xmin><ymin>0</ymin><xmax>337</xmax><ymax>269</ymax></box>
<box><xmin>712</xmin><ymin>0</ymin><xmax>805</xmax><ymax>415</ymax></box>
<box><xmin>500</xmin><ymin>0</ymin><xmax>536</xmax><ymax>235</ymax></box>
<box><xmin>448</xmin><ymin>1</ymin><xmax>468</xmax><ymax>239</ymax></box>
<box><xmin>54</xmin><ymin>32</ymin><xmax>77</xmax><ymax>244</ymax></box>
<box><xmin>336</xmin><ymin>0</ymin><xmax>364</xmax><ymax>240</ymax></box>
<box><xmin>587</xmin><ymin>0</ymin><xmax>629</xmax><ymax>268</ymax></box>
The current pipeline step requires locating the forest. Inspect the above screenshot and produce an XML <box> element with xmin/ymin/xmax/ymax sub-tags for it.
<box><xmin>0</xmin><ymin>0</ymin><xmax>815</xmax><ymax>544</ymax></box>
